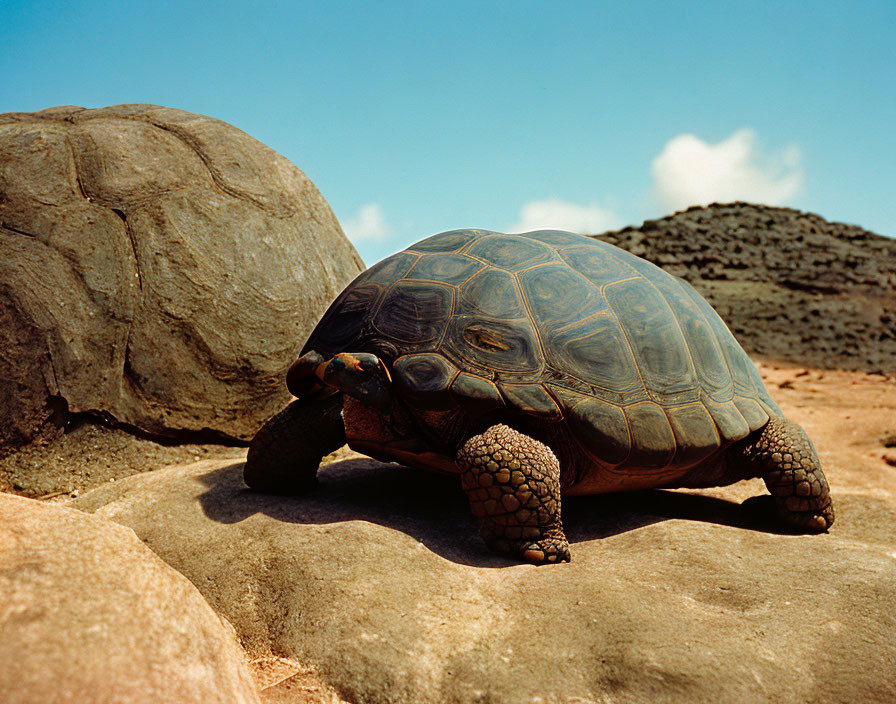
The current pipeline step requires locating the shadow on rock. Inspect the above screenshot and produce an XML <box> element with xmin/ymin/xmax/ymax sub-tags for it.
<box><xmin>196</xmin><ymin>458</ymin><xmax>792</xmax><ymax>567</ymax></box>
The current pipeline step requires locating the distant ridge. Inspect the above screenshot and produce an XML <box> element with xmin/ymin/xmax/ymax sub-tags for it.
<box><xmin>592</xmin><ymin>202</ymin><xmax>896</xmax><ymax>374</ymax></box>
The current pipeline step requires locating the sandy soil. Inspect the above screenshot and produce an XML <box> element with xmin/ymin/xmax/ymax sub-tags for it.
<box><xmin>0</xmin><ymin>422</ymin><xmax>247</xmax><ymax>499</ymax></box>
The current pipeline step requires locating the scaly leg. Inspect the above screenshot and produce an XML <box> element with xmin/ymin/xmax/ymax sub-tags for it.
<box><xmin>457</xmin><ymin>424</ymin><xmax>570</xmax><ymax>564</ymax></box>
<box><xmin>733</xmin><ymin>415</ymin><xmax>834</xmax><ymax>532</ymax></box>
<box><xmin>243</xmin><ymin>393</ymin><xmax>345</xmax><ymax>495</ymax></box>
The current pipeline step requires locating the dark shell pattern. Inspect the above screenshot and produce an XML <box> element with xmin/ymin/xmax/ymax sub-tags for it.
<box><xmin>303</xmin><ymin>230</ymin><xmax>781</xmax><ymax>471</ymax></box>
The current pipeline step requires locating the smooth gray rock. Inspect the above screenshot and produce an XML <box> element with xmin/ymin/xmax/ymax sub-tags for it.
<box><xmin>0</xmin><ymin>104</ymin><xmax>363</xmax><ymax>447</ymax></box>
<box><xmin>75</xmin><ymin>457</ymin><xmax>896</xmax><ymax>704</ymax></box>
<box><xmin>0</xmin><ymin>492</ymin><xmax>261</xmax><ymax>704</ymax></box>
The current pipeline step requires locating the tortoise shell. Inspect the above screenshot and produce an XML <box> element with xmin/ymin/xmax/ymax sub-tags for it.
<box><xmin>302</xmin><ymin>229</ymin><xmax>781</xmax><ymax>471</ymax></box>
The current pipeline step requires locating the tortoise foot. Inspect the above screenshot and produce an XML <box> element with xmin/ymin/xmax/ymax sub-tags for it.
<box><xmin>775</xmin><ymin>497</ymin><xmax>835</xmax><ymax>533</ymax></box>
<box><xmin>521</xmin><ymin>536</ymin><xmax>571</xmax><ymax>565</ymax></box>
<box><xmin>458</xmin><ymin>424</ymin><xmax>571</xmax><ymax>564</ymax></box>
<box><xmin>481</xmin><ymin>527</ymin><xmax>571</xmax><ymax>565</ymax></box>
<box><xmin>734</xmin><ymin>415</ymin><xmax>835</xmax><ymax>534</ymax></box>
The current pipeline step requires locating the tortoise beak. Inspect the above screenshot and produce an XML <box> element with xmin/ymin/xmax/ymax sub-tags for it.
<box><xmin>319</xmin><ymin>352</ymin><xmax>394</xmax><ymax>412</ymax></box>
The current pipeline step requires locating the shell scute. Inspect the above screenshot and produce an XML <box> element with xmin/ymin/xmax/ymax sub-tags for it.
<box><xmin>458</xmin><ymin>268</ymin><xmax>526</xmax><ymax>318</ymax></box>
<box><xmin>517</xmin><ymin>263</ymin><xmax>601</xmax><ymax>330</ymax></box>
<box><xmin>450</xmin><ymin>372</ymin><xmax>505</xmax><ymax>411</ymax></box>
<box><xmin>604</xmin><ymin>277</ymin><xmax>699</xmax><ymax>403</ymax></box>
<box><xmin>624</xmin><ymin>402</ymin><xmax>677</xmax><ymax>469</ymax></box>
<box><xmin>664</xmin><ymin>403</ymin><xmax>722</xmax><ymax>468</ymax></box>
<box><xmin>702</xmin><ymin>397</ymin><xmax>751</xmax><ymax>442</ymax></box>
<box><xmin>410</xmin><ymin>229</ymin><xmax>482</xmax><ymax>253</ymax></box>
<box><xmin>522</xmin><ymin>230</ymin><xmax>592</xmax><ymax>247</ymax></box>
<box><xmin>560</xmin><ymin>243</ymin><xmax>640</xmax><ymax>285</ymax></box>
<box><xmin>444</xmin><ymin>316</ymin><xmax>543</xmax><ymax>376</ymax></box>
<box><xmin>733</xmin><ymin>395</ymin><xmax>770</xmax><ymax>432</ymax></box>
<box><xmin>497</xmin><ymin>383</ymin><xmax>562</xmax><ymax>420</ymax></box>
<box><xmin>464</xmin><ymin>234</ymin><xmax>558</xmax><ymax>270</ymax></box>
<box><xmin>372</xmin><ymin>281</ymin><xmax>453</xmax><ymax>344</ymax></box>
<box><xmin>393</xmin><ymin>353</ymin><xmax>458</xmax><ymax>410</ymax></box>
<box><xmin>550</xmin><ymin>386</ymin><xmax>630</xmax><ymax>466</ymax></box>
<box><xmin>543</xmin><ymin>312</ymin><xmax>644</xmax><ymax>405</ymax></box>
<box><xmin>361</xmin><ymin>251</ymin><xmax>419</xmax><ymax>286</ymax></box>
<box><xmin>303</xmin><ymin>282</ymin><xmax>380</xmax><ymax>356</ymax></box>
<box><xmin>406</xmin><ymin>253</ymin><xmax>483</xmax><ymax>286</ymax></box>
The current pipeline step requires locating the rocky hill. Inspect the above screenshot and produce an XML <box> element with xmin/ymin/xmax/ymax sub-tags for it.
<box><xmin>592</xmin><ymin>202</ymin><xmax>896</xmax><ymax>374</ymax></box>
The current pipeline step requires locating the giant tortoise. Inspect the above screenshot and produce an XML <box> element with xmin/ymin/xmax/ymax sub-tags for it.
<box><xmin>245</xmin><ymin>229</ymin><xmax>834</xmax><ymax>564</ymax></box>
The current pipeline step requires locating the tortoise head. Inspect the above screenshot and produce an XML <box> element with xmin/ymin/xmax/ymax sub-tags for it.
<box><xmin>288</xmin><ymin>350</ymin><xmax>393</xmax><ymax>413</ymax></box>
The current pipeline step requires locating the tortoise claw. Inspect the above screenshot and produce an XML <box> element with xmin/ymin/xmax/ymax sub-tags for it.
<box><xmin>522</xmin><ymin>538</ymin><xmax>571</xmax><ymax>565</ymax></box>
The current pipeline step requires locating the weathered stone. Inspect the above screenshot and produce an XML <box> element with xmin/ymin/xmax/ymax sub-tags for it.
<box><xmin>0</xmin><ymin>493</ymin><xmax>261</xmax><ymax>703</ymax></box>
<box><xmin>75</xmin><ymin>450</ymin><xmax>896</xmax><ymax>704</ymax></box>
<box><xmin>0</xmin><ymin>104</ymin><xmax>363</xmax><ymax>448</ymax></box>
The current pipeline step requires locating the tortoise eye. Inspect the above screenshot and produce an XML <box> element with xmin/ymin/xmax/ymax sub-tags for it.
<box><xmin>463</xmin><ymin>325</ymin><xmax>511</xmax><ymax>352</ymax></box>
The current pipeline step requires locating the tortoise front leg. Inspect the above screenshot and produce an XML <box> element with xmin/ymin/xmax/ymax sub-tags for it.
<box><xmin>457</xmin><ymin>424</ymin><xmax>570</xmax><ymax>565</ymax></box>
<box><xmin>244</xmin><ymin>393</ymin><xmax>346</xmax><ymax>495</ymax></box>
<box><xmin>732</xmin><ymin>415</ymin><xmax>835</xmax><ymax>532</ymax></box>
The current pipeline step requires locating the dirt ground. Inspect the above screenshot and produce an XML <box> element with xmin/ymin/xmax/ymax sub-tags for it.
<box><xmin>0</xmin><ymin>422</ymin><xmax>247</xmax><ymax>499</ymax></box>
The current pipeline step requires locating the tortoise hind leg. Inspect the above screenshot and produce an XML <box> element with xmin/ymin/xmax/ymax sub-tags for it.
<box><xmin>457</xmin><ymin>424</ymin><xmax>570</xmax><ymax>565</ymax></box>
<box><xmin>244</xmin><ymin>393</ymin><xmax>346</xmax><ymax>495</ymax></box>
<box><xmin>731</xmin><ymin>415</ymin><xmax>834</xmax><ymax>532</ymax></box>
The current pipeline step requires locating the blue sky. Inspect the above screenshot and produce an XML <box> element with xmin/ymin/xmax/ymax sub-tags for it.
<box><xmin>2</xmin><ymin>1</ymin><xmax>894</xmax><ymax>264</ymax></box>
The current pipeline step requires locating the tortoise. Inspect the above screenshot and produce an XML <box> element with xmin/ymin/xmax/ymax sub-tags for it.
<box><xmin>245</xmin><ymin>229</ymin><xmax>834</xmax><ymax>564</ymax></box>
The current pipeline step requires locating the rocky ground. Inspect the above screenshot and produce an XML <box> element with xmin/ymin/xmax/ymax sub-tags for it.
<box><xmin>65</xmin><ymin>360</ymin><xmax>896</xmax><ymax>703</ymax></box>
<box><xmin>593</xmin><ymin>203</ymin><xmax>896</xmax><ymax>374</ymax></box>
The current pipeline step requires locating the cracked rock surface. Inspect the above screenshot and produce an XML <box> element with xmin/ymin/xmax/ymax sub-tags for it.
<box><xmin>0</xmin><ymin>104</ymin><xmax>363</xmax><ymax>448</ymax></box>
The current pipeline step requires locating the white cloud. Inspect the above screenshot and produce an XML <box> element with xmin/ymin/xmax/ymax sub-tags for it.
<box><xmin>651</xmin><ymin>128</ymin><xmax>803</xmax><ymax>212</ymax></box>
<box><xmin>507</xmin><ymin>198</ymin><xmax>621</xmax><ymax>235</ymax></box>
<box><xmin>342</xmin><ymin>202</ymin><xmax>388</xmax><ymax>243</ymax></box>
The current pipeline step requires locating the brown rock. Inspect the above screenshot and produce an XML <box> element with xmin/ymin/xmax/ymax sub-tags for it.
<box><xmin>250</xmin><ymin>657</ymin><xmax>348</xmax><ymax>704</ymax></box>
<box><xmin>0</xmin><ymin>492</ymin><xmax>261</xmax><ymax>704</ymax></box>
<box><xmin>0</xmin><ymin>104</ymin><xmax>363</xmax><ymax>448</ymax></box>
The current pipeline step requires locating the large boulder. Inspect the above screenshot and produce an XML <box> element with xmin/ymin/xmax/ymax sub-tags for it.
<box><xmin>73</xmin><ymin>459</ymin><xmax>896</xmax><ymax>704</ymax></box>
<box><xmin>74</xmin><ymin>364</ymin><xmax>896</xmax><ymax>704</ymax></box>
<box><xmin>0</xmin><ymin>104</ymin><xmax>363</xmax><ymax>448</ymax></box>
<box><xmin>0</xmin><ymin>493</ymin><xmax>261</xmax><ymax>703</ymax></box>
